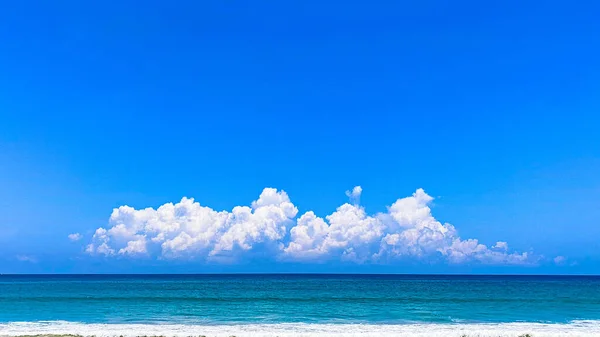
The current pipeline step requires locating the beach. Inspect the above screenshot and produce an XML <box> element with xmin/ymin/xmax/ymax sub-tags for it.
<box><xmin>2</xmin><ymin>322</ymin><xmax>600</xmax><ymax>337</ymax></box>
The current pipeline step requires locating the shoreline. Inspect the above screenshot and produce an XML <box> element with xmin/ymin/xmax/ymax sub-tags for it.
<box><xmin>2</xmin><ymin>321</ymin><xmax>600</xmax><ymax>337</ymax></box>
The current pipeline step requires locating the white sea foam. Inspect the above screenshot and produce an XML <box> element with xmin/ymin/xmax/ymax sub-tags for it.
<box><xmin>2</xmin><ymin>321</ymin><xmax>600</xmax><ymax>337</ymax></box>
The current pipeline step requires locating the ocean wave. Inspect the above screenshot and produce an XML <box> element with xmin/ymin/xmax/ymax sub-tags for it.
<box><xmin>2</xmin><ymin>321</ymin><xmax>600</xmax><ymax>337</ymax></box>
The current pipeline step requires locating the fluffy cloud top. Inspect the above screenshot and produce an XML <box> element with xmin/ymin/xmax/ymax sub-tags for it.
<box><xmin>345</xmin><ymin>186</ymin><xmax>363</xmax><ymax>204</ymax></box>
<box><xmin>84</xmin><ymin>187</ymin><xmax>532</xmax><ymax>265</ymax></box>
<box><xmin>493</xmin><ymin>241</ymin><xmax>508</xmax><ymax>251</ymax></box>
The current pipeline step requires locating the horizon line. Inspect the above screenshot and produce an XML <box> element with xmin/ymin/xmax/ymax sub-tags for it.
<box><xmin>1</xmin><ymin>272</ymin><xmax>599</xmax><ymax>277</ymax></box>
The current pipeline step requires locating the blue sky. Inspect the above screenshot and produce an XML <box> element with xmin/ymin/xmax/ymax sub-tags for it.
<box><xmin>1</xmin><ymin>1</ymin><xmax>599</xmax><ymax>274</ymax></box>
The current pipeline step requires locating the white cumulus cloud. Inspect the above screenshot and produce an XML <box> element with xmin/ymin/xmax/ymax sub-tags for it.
<box><xmin>16</xmin><ymin>255</ymin><xmax>37</xmax><ymax>263</ymax></box>
<box><xmin>84</xmin><ymin>187</ymin><xmax>534</xmax><ymax>265</ymax></box>
<box><xmin>86</xmin><ymin>188</ymin><xmax>297</xmax><ymax>261</ymax></box>
<box><xmin>554</xmin><ymin>256</ymin><xmax>567</xmax><ymax>265</ymax></box>
<box><xmin>345</xmin><ymin>186</ymin><xmax>363</xmax><ymax>204</ymax></box>
<box><xmin>68</xmin><ymin>233</ymin><xmax>83</xmax><ymax>241</ymax></box>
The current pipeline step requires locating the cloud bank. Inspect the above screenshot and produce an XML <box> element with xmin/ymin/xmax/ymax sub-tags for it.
<box><xmin>84</xmin><ymin>187</ymin><xmax>532</xmax><ymax>265</ymax></box>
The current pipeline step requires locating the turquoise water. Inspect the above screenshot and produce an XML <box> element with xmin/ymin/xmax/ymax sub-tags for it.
<box><xmin>1</xmin><ymin>275</ymin><xmax>599</xmax><ymax>336</ymax></box>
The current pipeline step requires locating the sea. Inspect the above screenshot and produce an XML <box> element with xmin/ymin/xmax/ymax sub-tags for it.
<box><xmin>0</xmin><ymin>274</ymin><xmax>599</xmax><ymax>337</ymax></box>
